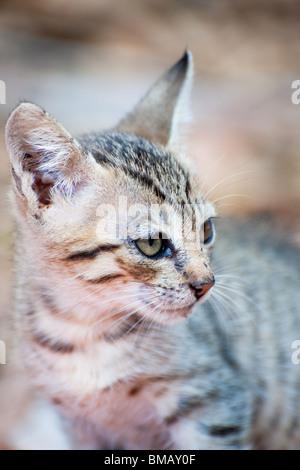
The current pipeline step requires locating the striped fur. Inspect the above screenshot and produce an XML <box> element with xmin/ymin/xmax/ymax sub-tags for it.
<box><xmin>5</xmin><ymin>52</ymin><xmax>300</xmax><ymax>449</ymax></box>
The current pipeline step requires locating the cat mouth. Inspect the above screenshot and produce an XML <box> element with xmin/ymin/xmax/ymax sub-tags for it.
<box><xmin>195</xmin><ymin>289</ymin><xmax>213</xmax><ymax>305</ymax></box>
<box><xmin>149</xmin><ymin>302</ymin><xmax>196</xmax><ymax>321</ymax></box>
<box><xmin>140</xmin><ymin>287</ymin><xmax>213</xmax><ymax>323</ymax></box>
<box><xmin>161</xmin><ymin>290</ymin><xmax>213</xmax><ymax>317</ymax></box>
<box><xmin>163</xmin><ymin>289</ymin><xmax>213</xmax><ymax>310</ymax></box>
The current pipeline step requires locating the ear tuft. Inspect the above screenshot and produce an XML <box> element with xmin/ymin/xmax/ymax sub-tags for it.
<box><xmin>116</xmin><ymin>51</ymin><xmax>194</xmax><ymax>147</ymax></box>
<box><xmin>5</xmin><ymin>102</ymin><xmax>85</xmax><ymax>209</ymax></box>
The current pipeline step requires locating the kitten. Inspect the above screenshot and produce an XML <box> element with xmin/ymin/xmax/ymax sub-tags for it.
<box><xmin>5</xmin><ymin>52</ymin><xmax>300</xmax><ymax>450</ymax></box>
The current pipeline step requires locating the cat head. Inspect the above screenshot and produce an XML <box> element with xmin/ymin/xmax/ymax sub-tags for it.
<box><xmin>6</xmin><ymin>52</ymin><xmax>216</xmax><ymax>327</ymax></box>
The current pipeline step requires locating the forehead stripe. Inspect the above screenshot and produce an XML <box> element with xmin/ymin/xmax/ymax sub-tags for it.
<box><xmin>121</xmin><ymin>166</ymin><xmax>167</xmax><ymax>202</ymax></box>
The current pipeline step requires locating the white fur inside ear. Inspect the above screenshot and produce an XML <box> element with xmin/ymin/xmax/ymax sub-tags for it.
<box><xmin>168</xmin><ymin>51</ymin><xmax>194</xmax><ymax>149</ymax></box>
<box><xmin>6</xmin><ymin>102</ymin><xmax>87</xmax><ymax>209</ymax></box>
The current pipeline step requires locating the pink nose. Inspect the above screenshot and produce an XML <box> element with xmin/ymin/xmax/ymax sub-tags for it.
<box><xmin>190</xmin><ymin>277</ymin><xmax>215</xmax><ymax>300</ymax></box>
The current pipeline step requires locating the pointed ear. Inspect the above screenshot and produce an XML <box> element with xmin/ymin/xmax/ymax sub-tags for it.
<box><xmin>5</xmin><ymin>102</ymin><xmax>86</xmax><ymax>212</ymax></box>
<box><xmin>116</xmin><ymin>51</ymin><xmax>193</xmax><ymax>147</ymax></box>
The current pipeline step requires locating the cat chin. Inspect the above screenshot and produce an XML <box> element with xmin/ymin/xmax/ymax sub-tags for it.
<box><xmin>153</xmin><ymin>293</ymin><xmax>214</xmax><ymax>324</ymax></box>
<box><xmin>147</xmin><ymin>305</ymin><xmax>195</xmax><ymax>325</ymax></box>
<box><xmin>144</xmin><ymin>290</ymin><xmax>214</xmax><ymax>325</ymax></box>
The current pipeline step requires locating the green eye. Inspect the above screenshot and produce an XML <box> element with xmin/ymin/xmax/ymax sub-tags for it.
<box><xmin>203</xmin><ymin>219</ymin><xmax>214</xmax><ymax>244</ymax></box>
<box><xmin>135</xmin><ymin>237</ymin><xmax>165</xmax><ymax>258</ymax></box>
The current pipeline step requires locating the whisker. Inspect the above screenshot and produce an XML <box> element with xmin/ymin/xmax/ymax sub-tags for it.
<box><xmin>213</xmin><ymin>265</ymin><xmax>245</xmax><ymax>275</ymax></box>
<box><xmin>203</xmin><ymin>169</ymin><xmax>270</xmax><ymax>200</ymax></box>
<box><xmin>210</xmin><ymin>291</ymin><xmax>243</xmax><ymax>327</ymax></box>
<box><xmin>208</xmin><ymin>296</ymin><xmax>229</xmax><ymax>332</ymax></box>
<box><xmin>91</xmin><ymin>299</ymin><xmax>143</xmax><ymax>330</ymax></box>
<box><xmin>102</xmin><ymin>310</ymin><xmax>143</xmax><ymax>341</ymax></box>
<box><xmin>211</xmin><ymin>194</ymin><xmax>257</xmax><ymax>205</ymax></box>
<box><xmin>43</xmin><ymin>281</ymin><xmax>142</xmax><ymax>320</ymax></box>
<box><xmin>216</xmin><ymin>283</ymin><xmax>258</xmax><ymax>312</ymax></box>
<box><xmin>215</xmin><ymin>273</ymin><xmax>243</xmax><ymax>280</ymax></box>
<box><xmin>215</xmin><ymin>277</ymin><xmax>245</xmax><ymax>287</ymax></box>
<box><xmin>199</xmin><ymin>151</ymin><xmax>229</xmax><ymax>190</ymax></box>
<box><xmin>212</xmin><ymin>288</ymin><xmax>252</xmax><ymax>323</ymax></box>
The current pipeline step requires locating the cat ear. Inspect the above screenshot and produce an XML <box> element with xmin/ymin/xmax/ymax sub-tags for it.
<box><xmin>5</xmin><ymin>102</ymin><xmax>87</xmax><ymax>211</ymax></box>
<box><xmin>116</xmin><ymin>51</ymin><xmax>193</xmax><ymax>147</ymax></box>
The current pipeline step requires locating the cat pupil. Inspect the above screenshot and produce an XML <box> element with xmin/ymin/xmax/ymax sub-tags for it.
<box><xmin>149</xmin><ymin>238</ymin><xmax>155</xmax><ymax>247</ymax></box>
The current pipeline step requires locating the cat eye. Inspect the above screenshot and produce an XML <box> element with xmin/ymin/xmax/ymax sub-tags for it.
<box><xmin>203</xmin><ymin>219</ymin><xmax>214</xmax><ymax>245</ymax></box>
<box><xmin>135</xmin><ymin>236</ymin><xmax>168</xmax><ymax>258</ymax></box>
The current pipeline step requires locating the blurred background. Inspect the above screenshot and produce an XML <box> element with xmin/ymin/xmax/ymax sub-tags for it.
<box><xmin>0</xmin><ymin>0</ymin><xmax>299</xmax><ymax>448</ymax></box>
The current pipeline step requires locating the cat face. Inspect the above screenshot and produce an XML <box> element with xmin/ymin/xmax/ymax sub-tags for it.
<box><xmin>65</xmin><ymin>134</ymin><xmax>216</xmax><ymax>324</ymax></box>
<box><xmin>6</xmin><ymin>52</ymin><xmax>216</xmax><ymax>326</ymax></box>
